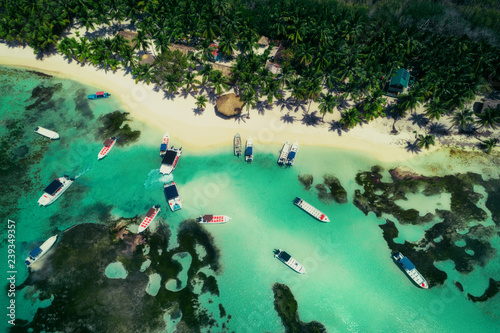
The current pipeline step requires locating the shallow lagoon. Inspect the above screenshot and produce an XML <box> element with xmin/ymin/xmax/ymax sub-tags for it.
<box><xmin>1</xmin><ymin>66</ymin><xmax>499</xmax><ymax>332</ymax></box>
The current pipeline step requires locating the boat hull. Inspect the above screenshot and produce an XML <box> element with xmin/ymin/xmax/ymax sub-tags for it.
<box><xmin>198</xmin><ymin>215</ymin><xmax>231</xmax><ymax>224</ymax></box>
<box><xmin>293</xmin><ymin>197</ymin><xmax>329</xmax><ymax>222</ymax></box>
<box><xmin>234</xmin><ymin>133</ymin><xmax>242</xmax><ymax>157</ymax></box>
<box><xmin>275</xmin><ymin>249</ymin><xmax>306</xmax><ymax>274</ymax></box>
<box><xmin>245</xmin><ymin>137</ymin><xmax>253</xmax><ymax>162</ymax></box>
<box><xmin>34</xmin><ymin>126</ymin><xmax>59</xmax><ymax>140</ymax></box>
<box><xmin>160</xmin><ymin>148</ymin><xmax>182</xmax><ymax>175</ymax></box>
<box><xmin>277</xmin><ymin>141</ymin><xmax>291</xmax><ymax>165</ymax></box>
<box><xmin>392</xmin><ymin>252</ymin><xmax>429</xmax><ymax>289</ymax></box>
<box><xmin>25</xmin><ymin>235</ymin><xmax>58</xmax><ymax>266</ymax></box>
<box><xmin>38</xmin><ymin>176</ymin><xmax>74</xmax><ymax>206</ymax></box>
<box><xmin>138</xmin><ymin>205</ymin><xmax>161</xmax><ymax>233</ymax></box>
<box><xmin>97</xmin><ymin>137</ymin><xmax>117</xmax><ymax>160</ymax></box>
<box><xmin>160</xmin><ymin>132</ymin><xmax>170</xmax><ymax>156</ymax></box>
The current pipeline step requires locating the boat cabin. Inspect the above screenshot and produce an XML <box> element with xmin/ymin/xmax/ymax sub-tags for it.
<box><xmin>398</xmin><ymin>257</ymin><xmax>416</xmax><ymax>270</ymax></box>
<box><xmin>387</xmin><ymin>68</ymin><xmax>410</xmax><ymax>96</ymax></box>
<box><xmin>103</xmin><ymin>138</ymin><xmax>114</xmax><ymax>147</ymax></box>
<box><xmin>44</xmin><ymin>180</ymin><xmax>63</xmax><ymax>195</ymax></box>
<box><xmin>29</xmin><ymin>247</ymin><xmax>42</xmax><ymax>259</ymax></box>
<box><xmin>278</xmin><ymin>251</ymin><xmax>291</xmax><ymax>262</ymax></box>
<box><xmin>162</xmin><ymin>150</ymin><xmax>178</xmax><ymax>165</ymax></box>
<box><xmin>164</xmin><ymin>183</ymin><xmax>179</xmax><ymax>200</ymax></box>
<box><xmin>146</xmin><ymin>208</ymin><xmax>156</xmax><ymax>217</ymax></box>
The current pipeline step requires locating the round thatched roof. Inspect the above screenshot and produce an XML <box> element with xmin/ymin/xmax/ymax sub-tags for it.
<box><xmin>216</xmin><ymin>93</ymin><xmax>243</xmax><ymax>117</ymax></box>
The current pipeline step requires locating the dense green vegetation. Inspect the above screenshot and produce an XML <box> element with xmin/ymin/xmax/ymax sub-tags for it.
<box><xmin>1</xmin><ymin>0</ymin><xmax>499</xmax><ymax>152</ymax></box>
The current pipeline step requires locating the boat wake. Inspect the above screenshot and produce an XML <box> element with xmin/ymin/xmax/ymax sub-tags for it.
<box><xmin>74</xmin><ymin>164</ymin><xmax>92</xmax><ymax>179</ymax></box>
<box><xmin>144</xmin><ymin>169</ymin><xmax>173</xmax><ymax>189</ymax></box>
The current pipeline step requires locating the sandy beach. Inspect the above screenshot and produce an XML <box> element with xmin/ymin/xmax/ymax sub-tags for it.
<box><xmin>0</xmin><ymin>43</ymin><xmax>475</xmax><ymax>162</ymax></box>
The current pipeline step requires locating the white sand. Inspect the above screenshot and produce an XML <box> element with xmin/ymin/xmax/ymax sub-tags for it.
<box><xmin>0</xmin><ymin>43</ymin><xmax>476</xmax><ymax>162</ymax></box>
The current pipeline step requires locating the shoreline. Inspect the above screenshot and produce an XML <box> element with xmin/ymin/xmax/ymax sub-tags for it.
<box><xmin>0</xmin><ymin>43</ymin><xmax>453</xmax><ymax>162</ymax></box>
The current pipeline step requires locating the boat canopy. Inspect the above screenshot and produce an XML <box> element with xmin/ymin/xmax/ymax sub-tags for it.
<box><xmin>44</xmin><ymin>180</ymin><xmax>63</xmax><ymax>195</ymax></box>
<box><xmin>160</xmin><ymin>143</ymin><xmax>167</xmax><ymax>151</ymax></box>
<box><xmin>400</xmin><ymin>257</ymin><xmax>416</xmax><ymax>270</ymax></box>
<box><xmin>164</xmin><ymin>183</ymin><xmax>179</xmax><ymax>199</ymax></box>
<box><xmin>29</xmin><ymin>247</ymin><xmax>42</xmax><ymax>258</ymax></box>
<box><xmin>279</xmin><ymin>251</ymin><xmax>291</xmax><ymax>262</ymax></box>
<box><xmin>103</xmin><ymin>138</ymin><xmax>113</xmax><ymax>146</ymax></box>
<box><xmin>287</xmin><ymin>151</ymin><xmax>296</xmax><ymax>160</ymax></box>
<box><xmin>97</xmin><ymin>91</ymin><xmax>104</xmax><ymax>96</ymax></box>
<box><xmin>162</xmin><ymin>150</ymin><xmax>177</xmax><ymax>164</ymax></box>
<box><xmin>203</xmin><ymin>215</ymin><xmax>213</xmax><ymax>221</ymax></box>
<box><xmin>246</xmin><ymin>147</ymin><xmax>253</xmax><ymax>155</ymax></box>
<box><xmin>146</xmin><ymin>207</ymin><xmax>156</xmax><ymax>217</ymax></box>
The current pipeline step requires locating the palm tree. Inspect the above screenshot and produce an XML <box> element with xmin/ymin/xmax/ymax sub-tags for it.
<box><xmin>133</xmin><ymin>30</ymin><xmax>150</xmax><ymax>53</ymax></box>
<box><xmin>340</xmin><ymin>108</ymin><xmax>362</xmax><ymax>129</ymax></box>
<box><xmin>240</xmin><ymin>89</ymin><xmax>258</xmax><ymax>117</ymax></box>
<box><xmin>208</xmin><ymin>70</ymin><xmax>229</xmax><ymax>96</ymax></box>
<box><xmin>416</xmin><ymin>134</ymin><xmax>436</xmax><ymax>150</ymax></box>
<box><xmin>318</xmin><ymin>93</ymin><xmax>339</xmax><ymax>120</ymax></box>
<box><xmin>475</xmin><ymin>107</ymin><xmax>500</xmax><ymax>130</ymax></box>
<box><xmin>448</xmin><ymin>108</ymin><xmax>474</xmax><ymax>132</ymax></box>
<box><xmin>478</xmin><ymin>138</ymin><xmax>498</xmax><ymax>154</ymax></box>
<box><xmin>183</xmin><ymin>71</ymin><xmax>201</xmax><ymax>94</ymax></box>
<box><xmin>195</xmin><ymin>95</ymin><xmax>208</xmax><ymax>111</ymax></box>
<box><xmin>397</xmin><ymin>92</ymin><xmax>424</xmax><ymax>115</ymax></box>
<box><xmin>425</xmin><ymin>98</ymin><xmax>447</xmax><ymax>121</ymax></box>
<box><xmin>218</xmin><ymin>33</ymin><xmax>237</xmax><ymax>57</ymax></box>
<box><xmin>132</xmin><ymin>64</ymin><xmax>153</xmax><ymax>85</ymax></box>
<box><xmin>198</xmin><ymin>64</ymin><xmax>213</xmax><ymax>85</ymax></box>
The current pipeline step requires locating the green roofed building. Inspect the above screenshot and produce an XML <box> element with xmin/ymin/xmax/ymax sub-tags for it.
<box><xmin>388</xmin><ymin>68</ymin><xmax>410</xmax><ymax>95</ymax></box>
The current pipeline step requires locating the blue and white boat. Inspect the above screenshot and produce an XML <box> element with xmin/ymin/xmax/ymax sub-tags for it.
<box><xmin>245</xmin><ymin>137</ymin><xmax>253</xmax><ymax>162</ymax></box>
<box><xmin>88</xmin><ymin>91</ymin><xmax>111</xmax><ymax>100</ymax></box>
<box><xmin>160</xmin><ymin>132</ymin><xmax>170</xmax><ymax>157</ymax></box>
<box><xmin>286</xmin><ymin>141</ymin><xmax>298</xmax><ymax>166</ymax></box>
<box><xmin>274</xmin><ymin>249</ymin><xmax>306</xmax><ymax>274</ymax></box>
<box><xmin>164</xmin><ymin>181</ymin><xmax>182</xmax><ymax>212</ymax></box>
<box><xmin>25</xmin><ymin>235</ymin><xmax>58</xmax><ymax>266</ymax></box>
<box><xmin>392</xmin><ymin>252</ymin><xmax>429</xmax><ymax>289</ymax></box>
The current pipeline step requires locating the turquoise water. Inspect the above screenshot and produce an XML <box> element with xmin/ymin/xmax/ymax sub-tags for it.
<box><xmin>1</xmin><ymin>66</ymin><xmax>499</xmax><ymax>332</ymax></box>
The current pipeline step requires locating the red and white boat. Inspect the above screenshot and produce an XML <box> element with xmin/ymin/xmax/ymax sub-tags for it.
<box><xmin>97</xmin><ymin>137</ymin><xmax>117</xmax><ymax>160</ymax></box>
<box><xmin>197</xmin><ymin>215</ymin><xmax>231</xmax><ymax>224</ymax></box>
<box><xmin>160</xmin><ymin>132</ymin><xmax>170</xmax><ymax>156</ymax></box>
<box><xmin>38</xmin><ymin>176</ymin><xmax>74</xmax><ymax>206</ymax></box>
<box><xmin>138</xmin><ymin>205</ymin><xmax>161</xmax><ymax>233</ymax></box>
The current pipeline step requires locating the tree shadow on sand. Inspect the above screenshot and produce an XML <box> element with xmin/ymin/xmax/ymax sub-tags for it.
<box><xmin>301</xmin><ymin>111</ymin><xmax>322</xmax><ymax>126</ymax></box>
<box><xmin>193</xmin><ymin>107</ymin><xmax>204</xmax><ymax>116</ymax></box>
<box><xmin>328</xmin><ymin>120</ymin><xmax>349</xmax><ymax>136</ymax></box>
<box><xmin>281</xmin><ymin>113</ymin><xmax>296</xmax><ymax>124</ymax></box>
<box><xmin>233</xmin><ymin>113</ymin><xmax>248</xmax><ymax>124</ymax></box>
<box><xmin>405</xmin><ymin>140</ymin><xmax>421</xmax><ymax>154</ymax></box>
<box><xmin>428</xmin><ymin>122</ymin><xmax>449</xmax><ymax>136</ymax></box>
<box><xmin>409</xmin><ymin>113</ymin><xmax>429</xmax><ymax>128</ymax></box>
<box><xmin>276</xmin><ymin>96</ymin><xmax>295</xmax><ymax>112</ymax></box>
<box><xmin>256</xmin><ymin>100</ymin><xmax>273</xmax><ymax>115</ymax></box>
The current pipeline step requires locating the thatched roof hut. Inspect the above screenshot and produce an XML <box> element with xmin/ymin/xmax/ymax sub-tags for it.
<box><xmin>216</xmin><ymin>93</ymin><xmax>243</xmax><ymax>117</ymax></box>
<box><xmin>139</xmin><ymin>54</ymin><xmax>155</xmax><ymax>66</ymax></box>
<box><xmin>168</xmin><ymin>43</ymin><xmax>196</xmax><ymax>55</ymax></box>
<box><xmin>258</xmin><ymin>36</ymin><xmax>269</xmax><ymax>46</ymax></box>
<box><xmin>117</xmin><ymin>30</ymin><xmax>138</xmax><ymax>49</ymax></box>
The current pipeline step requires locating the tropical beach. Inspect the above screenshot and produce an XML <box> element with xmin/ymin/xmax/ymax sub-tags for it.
<box><xmin>1</xmin><ymin>0</ymin><xmax>500</xmax><ymax>332</ymax></box>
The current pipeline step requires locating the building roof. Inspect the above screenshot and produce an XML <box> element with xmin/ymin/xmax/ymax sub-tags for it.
<box><xmin>258</xmin><ymin>36</ymin><xmax>269</xmax><ymax>46</ymax></box>
<box><xmin>139</xmin><ymin>54</ymin><xmax>155</xmax><ymax>66</ymax></box>
<box><xmin>117</xmin><ymin>30</ymin><xmax>138</xmax><ymax>49</ymax></box>
<box><xmin>390</xmin><ymin>68</ymin><xmax>410</xmax><ymax>88</ymax></box>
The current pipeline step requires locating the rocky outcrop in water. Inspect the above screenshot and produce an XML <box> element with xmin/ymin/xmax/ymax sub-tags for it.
<box><xmin>356</xmin><ymin>166</ymin><xmax>498</xmax><ymax>290</ymax></box>
<box><xmin>272</xmin><ymin>283</ymin><xmax>327</xmax><ymax>333</ymax></box>
<box><xmin>17</xmin><ymin>219</ymin><xmax>228</xmax><ymax>332</ymax></box>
